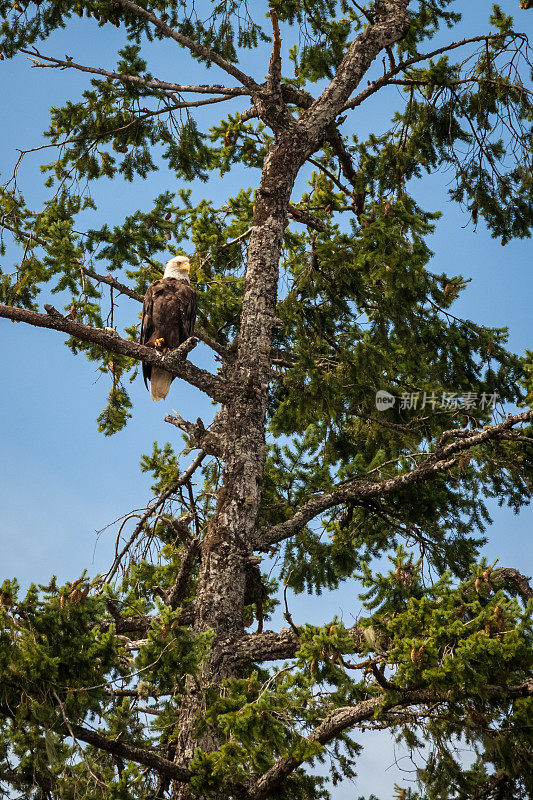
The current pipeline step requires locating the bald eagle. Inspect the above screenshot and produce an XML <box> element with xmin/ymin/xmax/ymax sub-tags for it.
<box><xmin>141</xmin><ymin>255</ymin><xmax>197</xmax><ymax>401</ymax></box>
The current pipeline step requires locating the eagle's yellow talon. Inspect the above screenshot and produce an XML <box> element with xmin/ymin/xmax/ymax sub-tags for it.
<box><xmin>155</xmin><ymin>337</ymin><xmax>166</xmax><ymax>349</ymax></box>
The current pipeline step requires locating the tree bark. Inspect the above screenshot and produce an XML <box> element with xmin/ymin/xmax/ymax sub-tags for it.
<box><xmin>171</xmin><ymin>131</ymin><xmax>304</xmax><ymax>798</ymax></box>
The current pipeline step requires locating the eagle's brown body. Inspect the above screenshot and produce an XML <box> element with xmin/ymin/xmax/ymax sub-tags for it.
<box><xmin>141</xmin><ymin>275</ymin><xmax>197</xmax><ymax>400</ymax></box>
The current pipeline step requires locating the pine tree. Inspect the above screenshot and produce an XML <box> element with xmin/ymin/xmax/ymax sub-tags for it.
<box><xmin>1</xmin><ymin>2</ymin><xmax>532</xmax><ymax>799</ymax></box>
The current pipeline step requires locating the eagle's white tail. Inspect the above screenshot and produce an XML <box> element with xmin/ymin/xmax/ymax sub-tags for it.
<box><xmin>150</xmin><ymin>368</ymin><xmax>173</xmax><ymax>401</ymax></box>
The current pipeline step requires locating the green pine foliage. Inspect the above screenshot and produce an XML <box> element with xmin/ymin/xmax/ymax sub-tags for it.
<box><xmin>0</xmin><ymin>1</ymin><xmax>532</xmax><ymax>799</ymax></box>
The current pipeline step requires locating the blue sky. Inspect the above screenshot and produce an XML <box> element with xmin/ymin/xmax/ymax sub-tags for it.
<box><xmin>0</xmin><ymin>2</ymin><xmax>532</xmax><ymax>797</ymax></box>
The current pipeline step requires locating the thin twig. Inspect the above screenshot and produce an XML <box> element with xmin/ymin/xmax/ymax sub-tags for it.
<box><xmin>104</xmin><ymin>451</ymin><xmax>206</xmax><ymax>583</ymax></box>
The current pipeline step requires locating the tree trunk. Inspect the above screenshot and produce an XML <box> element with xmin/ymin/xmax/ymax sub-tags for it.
<box><xmin>171</xmin><ymin>133</ymin><xmax>302</xmax><ymax>799</ymax></box>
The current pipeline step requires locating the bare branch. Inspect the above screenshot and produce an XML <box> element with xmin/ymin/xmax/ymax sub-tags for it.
<box><xmin>222</xmin><ymin>226</ymin><xmax>254</xmax><ymax>249</ymax></box>
<box><xmin>222</xmin><ymin>624</ymin><xmax>366</xmax><ymax>667</ymax></box>
<box><xmin>198</xmin><ymin>226</ymin><xmax>254</xmax><ymax>270</ymax></box>
<box><xmin>164</xmin><ymin>412</ymin><xmax>225</xmax><ymax>457</ymax></box>
<box><xmin>240</xmin><ymin>106</ymin><xmax>260</xmax><ymax>123</ymax></box>
<box><xmin>104</xmin><ymin>453</ymin><xmax>205</xmax><ymax>583</ymax></box>
<box><xmin>20</xmin><ymin>47</ymin><xmax>246</xmax><ymax>97</ymax></box>
<box><xmin>224</xmin><ymin>628</ymin><xmax>299</xmax><ymax>665</ymax></box>
<box><xmin>325</xmin><ymin>125</ymin><xmax>360</xmax><ymax>186</ymax></box>
<box><xmin>267</xmin><ymin>11</ymin><xmax>282</xmax><ymax>92</ymax></box>
<box><xmin>385</xmin><ymin>76</ymin><xmax>533</xmax><ymax>97</ymax></box>
<box><xmin>100</xmin><ymin>605</ymin><xmax>195</xmax><ymax>635</ymax></box>
<box><xmin>115</xmin><ymin>0</ymin><xmax>259</xmax><ymax>91</ymax></box>
<box><xmin>0</xmin><ymin>304</ymin><xmax>227</xmax><ymax>402</ymax></box>
<box><xmin>163</xmin><ymin>94</ymin><xmax>244</xmax><ymax>111</ymax></box>
<box><xmin>81</xmin><ymin>266</ymin><xmax>143</xmax><ymax>302</ymax></box>
<box><xmin>283</xmin><ymin>579</ymin><xmax>300</xmax><ymax>639</ymax></box>
<box><xmin>287</xmin><ymin>204</ymin><xmax>327</xmax><ymax>232</ymax></box>
<box><xmin>307</xmin><ymin>156</ymin><xmax>350</xmax><ymax>194</ymax></box>
<box><xmin>166</xmin><ymin>538</ymin><xmax>201</xmax><ymax>609</ymax></box>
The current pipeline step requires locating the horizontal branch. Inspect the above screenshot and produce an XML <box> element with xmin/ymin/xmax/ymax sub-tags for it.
<box><xmin>223</xmin><ymin>625</ymin><xmax>365</xmax><ymax>666</ymax></box>
<box><xmin>287</xmin><ymin>204</ymin><xmax>327</xmax><ymax>232</ymax></box>
<box><xmin>72</xmin><ymin>724</ymin><xmax>190</xmax><ymax>782</ymax></box>
<box><xmin>106</xmin><ymin>567</ymin><xmax>531</xmax><ymax>660</ymax></box>
<box><xmin>21</xmin><ymin>47</ymin><xmax>246</xmax><ymax>97</ymax></box>
<box><xmin>255</xmin><ymin>409</ymin><xmax>533</xmax><ymax>549</ymax></box>
<box><xmin>244</xmin><ymin>680</ymin><xmax>533</xmax><ymax>799</ymax></box>
<box><xmin>224</xmin><ymin>628</ymin><xmax>298</xmax><ymax>666</ymax></box>
<box><xmin>385</xmin><ymin>76</ymin><xmax>533</xmax><ymax>97</ymax></box>
<box><xmin>81</xmin><ymin>266</ymin><xmax>143</xmax><ymax>302</ymax></box>
<box><xmin>0</xmin><ymin>304</ymin><xmax>228</xmax><ymax>402</ymax></box>
<box><xmin>160</xmin><ymin>94</ymin><xmax>241</xmax><ymax>111</ymax></box>
<box><xmin>221</xmin><ymin>564</ymin><xmax>531</xmax><ymax>665</ymax></box>
<box><xmin>343</xmin><ymin>30</ymin><xmax>524</xmax><ymax>112</ymax></box>
<box><xmin>0</xmin><ymin>697</ymin><xmax>190</xmax><ymax>785</ymax></box>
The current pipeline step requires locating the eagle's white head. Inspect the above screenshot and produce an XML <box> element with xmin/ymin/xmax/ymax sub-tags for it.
<box><xmin>164</xmin><ymin>255</ymin><xmax>191</xmax><ymax>282</ymax></box>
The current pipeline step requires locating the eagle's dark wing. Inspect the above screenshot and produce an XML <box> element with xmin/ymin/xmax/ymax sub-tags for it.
<box><xmin>140</xmin><ymin>278</ymin><xmax>197</xmax><ymax>393</ymax></box>
<box><xmin>149</xmin><ymin>279</ymin><xmax>196</xmax><ymax>349</ymax></box>
<box><xmin>175</xmin><ymin>282</ymin><xmax>197</xmax><ymax>342</ymax></box>
<box><xmin>140</xmin><ymin>280</ymin><xmax>158</xmax><ymax>389</ymax></box>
